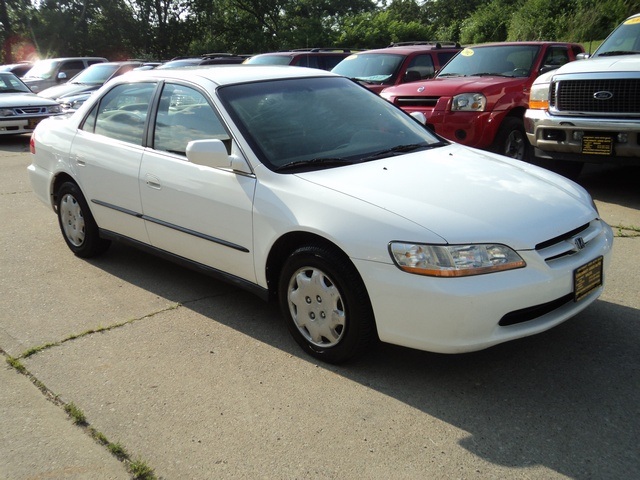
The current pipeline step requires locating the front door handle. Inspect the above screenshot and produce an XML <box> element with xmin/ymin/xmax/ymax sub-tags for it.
<box><xmin>145</xmin><ymin>174</ymin><xmax>161</xmax><ymax>189</ymax></box>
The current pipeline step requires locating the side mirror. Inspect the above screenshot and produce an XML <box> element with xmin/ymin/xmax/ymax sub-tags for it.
<box><xmin>186</xmin><ymin>139</ymin><xmax>251</xmax><ymax>173</ymax></box>
<box><xmin>410</xmin><ymin>112</ymin><xmax>426</xmax><ymax>125</ymax></box>
<box><xmin>57</xmin><ymin>72</ymin><xmax>67</xmax><ymax>82</ymax></box>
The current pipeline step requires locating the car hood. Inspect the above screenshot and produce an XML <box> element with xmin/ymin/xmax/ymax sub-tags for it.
<box><xmin>385</xmin><ymin>76</ymin><xmax>527</xmax><ymax>96</ymax></box>
<box><xmin>297</xmin><ymin>144</ymin><xmax>595</xmax><ymax>249</ymax></box>
<box><xmin>553</xmin><ymin>55</ymin><xmax>640</xmax><ymax>75</ymax></box>
<box><xmin>38</xmin><ymin>83</ymin><xmax>99</xmax><ymax>100</ymax></box>
<box><xmin>0</xmin><ymin>92</ymin><xmax>59</xmax><ymax>107</ymax></box>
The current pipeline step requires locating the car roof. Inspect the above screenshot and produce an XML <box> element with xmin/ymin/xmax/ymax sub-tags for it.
<box><xmin>357</xmin><ymin>42</ymin><xmax>462</xmax><ymax>55</ymax></box>
<box><xmin>464</xmin><ymin>41</ymin><xmax>583</xmax><ymax>48</ymax></box>
<box><xmin>251</xmin><ymin>48</ymin><xmax>354</xmax><ymax>57</ymax></box>
<box><xmin>120</xmin><ymin>64</ymin><xmax>336</xmax><ymax>86</ymax></box>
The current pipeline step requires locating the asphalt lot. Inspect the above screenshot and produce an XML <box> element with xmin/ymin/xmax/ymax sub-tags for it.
<box><xmin>1</xmin><ymin>133</ymin><xmax>638</xmax><ymax>479</ymax></box>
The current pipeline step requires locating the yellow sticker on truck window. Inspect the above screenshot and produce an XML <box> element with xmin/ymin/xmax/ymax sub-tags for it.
<box><xmin>624</xmin><ymin>17</ymin><xmax>640</xmax><ymax>25</ymax></box>
<box><xmin>461</xmin><ymin>48</ymin><xmax>475</xmax><ymax>56</ymax></box>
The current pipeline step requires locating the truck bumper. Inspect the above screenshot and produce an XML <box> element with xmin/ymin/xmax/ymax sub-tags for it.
<box><xmin>525</xmin><ymin>109</ymin><xmax>640</xmax><ymax>164</ymax></box>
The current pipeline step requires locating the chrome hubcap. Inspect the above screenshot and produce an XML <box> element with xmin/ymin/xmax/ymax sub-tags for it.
<box><xmin>60</xmin><ymin>194</ymin><xmax>85</xmax><ymax>247</ymax></box>
<box><xmin>287</xmin><ymin>267</ymin><xmax>346</xmax><ymax>348</ymax></box>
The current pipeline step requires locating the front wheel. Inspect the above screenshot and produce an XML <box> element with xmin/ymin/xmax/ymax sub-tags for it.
<box><xmin>493</xmin><ymin>117</ymin><xmax>530</xmax><ymax>161</ymax></box>
<box><xmin>56</xmin><ymin>182</ymin><xmax>111</xmax><ymax>258</ymax></box>
<box><xmin>279</xmin><ymin>245</ymin><xmax>376</xmax><ymax>364</ymax></box>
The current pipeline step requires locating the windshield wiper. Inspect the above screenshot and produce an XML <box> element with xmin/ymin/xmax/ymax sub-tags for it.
<box><xmin>275</xmin><ymin>157</ymin><xmax>354</xmax><ymax>172</ymax></box>
<box><xmin>597</xmin><ymin>50</ymin><xmax>640</xmax><ymax>56</ymax></box>
<box><xmin>475</xmin><ymin>72</ymin><xmax>510</xmax><ymax>77</ymax></box>
<box><xmin>437</xmin><ymin>73</ymin><xmax>465</xmax><ymax>77</ymax></box>
<box><xmin>359</xmin><ymin>142</ymin><xmax>446</xmax><ymax>162</ymax></box>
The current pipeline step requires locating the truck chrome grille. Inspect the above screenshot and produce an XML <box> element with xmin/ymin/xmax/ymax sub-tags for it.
<box><xmin>551</xmin><ymin>79</ymin><xmax>640</xmax><ymax>115</ymax></box>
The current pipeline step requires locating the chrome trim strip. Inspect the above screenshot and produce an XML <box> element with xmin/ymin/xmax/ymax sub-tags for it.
<box><xmin>91</xmin><ymin>199</ymin><xmax>250</xmax><ymax>253</ymax></box>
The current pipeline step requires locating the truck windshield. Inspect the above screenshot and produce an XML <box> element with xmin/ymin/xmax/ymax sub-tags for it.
<box><xmin>438</xmin><ymin>45</ymin><xmax>540</xmax><ymax>78</ymax></box>
<box><xmin>594</xmin><ymin>17</ymin><xmax>640</xmax><ymax>56</ymax></box>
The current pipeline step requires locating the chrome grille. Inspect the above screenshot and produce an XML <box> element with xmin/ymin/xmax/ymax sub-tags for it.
<box><xmin>15</xmin><ymin>107</ymin><xmax>48</xmax><ymax>115</ymax></box>
<box><xmin>535</xmin><ymin>221</ymin><xmax>602</xmax><ymax>262</ymax></box>
<box><xmin>551</xmin><ymin>79</ymin><xmax>640</xmax><ymax>115</ymax></box>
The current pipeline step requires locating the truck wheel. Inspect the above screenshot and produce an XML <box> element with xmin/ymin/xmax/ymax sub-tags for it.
<box><xmin>493</xmin><ymin>117</ymin><xmax>530</xmax><ymax>161</ymax></box>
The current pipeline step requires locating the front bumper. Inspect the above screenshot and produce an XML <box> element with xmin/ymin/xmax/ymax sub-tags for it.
<box><xmin>525</xmin><ymin>109</ymin><xmax>640</xmax><ymax>164</ymax></box>
<box><xmin>0</xmin><ymin>116</ymin><xmax>52</xmax><ymax>135</ymax></box>
<box><xmin>353</xmin><ymin>220</ymin><xmax>613</xmax><ymax>354</ymax></box>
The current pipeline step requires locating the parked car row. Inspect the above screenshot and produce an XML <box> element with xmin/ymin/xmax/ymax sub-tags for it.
<box><xmin>1</xmin><ymin>29</ymin><xmax>626</xmax><ymax>169</ymax></box>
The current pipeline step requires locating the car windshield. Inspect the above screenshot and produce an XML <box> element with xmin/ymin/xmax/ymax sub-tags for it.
<box><xmin>23</xmin><ymin>59</ymin><xmax>59</xmax><ymax>79</ymax></box>
<box><xmin>438</xmin><ymin>45</ymin><xmax>540</xmax><ymax>78</ymax></box>
<box><xmin>331</xmin><ymin>53</ymin><xmax>405</xmax><ymax>84</ymax></box>
<box><xmin>218</xmin><ymin>76</ymin><xmax>444</xmax><ymax>171</ymax></box>
<box><xmin>244</xmin><ymin>56</ymin><xmax>293</xmax><ymax>66</ymax></box>
<box><xmin>70</xmin><ymin>64</ymin><xmax>119</xmax><ymax>84</ymax></box>
<box><xmin>0</xmin><ymin>73</ymin><xmax>31</xmax><ymax>93</ymax></box>
<box><xmin>594</xmin><ymin>17</ymin><xmax>640</xmax><ymax>56</ymax></box>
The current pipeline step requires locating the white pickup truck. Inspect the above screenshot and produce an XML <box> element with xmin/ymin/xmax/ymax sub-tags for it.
<box><xmin>525</xmin><ymin>13</ymin><xmax>640</xmax><ymax>178</ymax></box>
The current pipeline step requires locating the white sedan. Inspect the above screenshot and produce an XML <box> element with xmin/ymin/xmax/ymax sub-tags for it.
<box><xmin>28</xmin><ymin>66</ymin><xmax>613</xmax><ymax>363</ymax></box>
<box><xmin>0</xmin><ymin>72</ymin><xmax>62</xmax><ymax>135</ymax></box>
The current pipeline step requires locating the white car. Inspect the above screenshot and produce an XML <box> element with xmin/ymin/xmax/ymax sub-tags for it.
<box><xmin>0</xmin><ymin>72</ymin><xmax>62</xmax><ymax>135</ymax></box>
<box><xmin>28</xmin><ymin>66</ymin><xmax>613</xmax><ymax>363</ymax></box>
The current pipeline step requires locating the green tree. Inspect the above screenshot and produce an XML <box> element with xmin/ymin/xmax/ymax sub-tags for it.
<box><xmin>460</xmin><ymin>0</ymin><xmax>523</xmax><ymax>44</ymax></box>
<box><xmin>338</xmin><ymin>1</ymin><xmax>433</xmax><ymax>48</ymax></box>
<box><xmin>507</xmin><ymin>0</ymin><xmax>575</xmax><ymax>40</ymax></box>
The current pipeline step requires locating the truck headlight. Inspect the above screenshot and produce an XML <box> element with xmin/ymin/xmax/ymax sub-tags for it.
<box><xmin>389</xmin><ymin>242</ymin><xmax>525</xmax><ymax>277</ymax></box>
<box><xmin>451</xmin><ymin>93</ymin><xmax>486</xmax><ymax>111</ymax></box>
<box><xmin>0</xmin><ymin>109</ymin><xmax>15</xmax><ymax>117</ymax></box>
<box><xmin>529</xmin><ymin>82</ymin><xmax>550</xmax><ymax>110</ymax></box>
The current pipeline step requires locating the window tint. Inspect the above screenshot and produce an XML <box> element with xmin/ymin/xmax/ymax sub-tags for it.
<box><xmin>542</xmin><ymin>47</ymin><xmax>569</xmax><ymax>67</ymax></box>
<box><xmin>60</xmin><ymin>60</ymin><xmax>85</xmax><ymax>78</ymax></box>
<box><xmin>153</xmin><ymin>84</ymin><xmax>230</xmax><ymax>156</ymax></box>
<box><xmin>405</xmin><ymin>54</ymin><xmax>435</xmax><ymax>80</ymax></box>
<box><xmin>86</xmin><ymin>82</ymin><xmax>156</xmax><ymax>145</ymax></box>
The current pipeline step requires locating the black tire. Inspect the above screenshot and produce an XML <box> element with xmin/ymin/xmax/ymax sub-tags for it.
<box><xmin>56</xmin><ymin>182</ymin><xmax>111</xmax><ymax>258</ymax></box>
<box><xmin>278</xmin><ymin>245</ymin><xmax>376</xmax><ymax>364</ymax></box>
<box><xmin>493</xmin><ymin>116</ymin><xmax>530</xmax><ymax>161</ymax></box>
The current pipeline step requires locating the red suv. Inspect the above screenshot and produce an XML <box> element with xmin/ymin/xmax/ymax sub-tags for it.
<box><xmin>244</xmin><ymin>48</ymin><xmax>354</xmax><ymax>71</ymax></box>
<box><xmin>380</xmin><ymin>42</ymin><xmax>584</xmax><ymax>160</ymax></box>
<box><xmin>331</xmin><ymin>42</ymin><xmax>462</xmax><ymax>94</ymax></box>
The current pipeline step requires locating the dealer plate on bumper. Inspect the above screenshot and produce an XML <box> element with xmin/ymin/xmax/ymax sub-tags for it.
<box><xmin>582</xmin><ymin>135</ymin><xmax>613</xmax><ymax>155</ymax></box>
<box><xmin>574</xmin><ymin>256</ymin><xmax>603</xmax><ymax>301</ymax></box>
<box><xmin>27</xmin><ymin>117</ymin><xmax>45</xmax><ymax>129</ymax></box>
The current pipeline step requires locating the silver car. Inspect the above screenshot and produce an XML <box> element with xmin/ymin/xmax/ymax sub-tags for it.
<box><xmin>0</xmin><ymin>72</ymin><xmax>62</xmax><ymax>135</ymax></box>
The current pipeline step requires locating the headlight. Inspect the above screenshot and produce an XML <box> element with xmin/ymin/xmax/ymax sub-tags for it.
<box><xmin>380</xmin><ymin>92</ymin><xmax>394</xmax><ymax>102</ymax></box>
<box><xmin>47</xmin><ymin>105</ymin><xmax>62</xmax><ymax>114</ymax></box>
<box><xmin>0</xmin><ymin>109</ymin><xmax>15</xmax><ymax>117</ymax></box>
<box><xmin>389</xmin><ymin>242</ymin><xmax>525</xmax><ymax>277</ymax></box>
<box><xmin>528</xmin><ymin>82</ymin><xmax>550</xmax><ymax>110</ymax></box>
<box><xmin>451</xmin><ymin>93</ymin><xmax>486</xmax><ymax>111</ymax></box>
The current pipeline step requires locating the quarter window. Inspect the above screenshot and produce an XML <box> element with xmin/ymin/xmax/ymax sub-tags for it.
<box><xmin>153</xmin><ymin>84</ymin><xmax>230</xmax><ymax>156</ymax></box>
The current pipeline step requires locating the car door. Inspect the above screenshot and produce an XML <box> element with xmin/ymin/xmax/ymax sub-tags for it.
<box><xmin>139</xmin><ymin>82</ymin><xmax>257</xmax><ymax>282</ymax></box>
<box><xmin>71</xmin><ymin>81</ymin><xmax>158</xmax><ymax>244</ymax></box>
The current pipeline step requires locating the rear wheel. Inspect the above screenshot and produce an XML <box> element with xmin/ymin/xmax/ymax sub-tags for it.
<box><xmin>279</xmin><ymin>245</ymin><xmax>376</xmax><ymax>364</ymax></box>
<box><xmin>493</xmin><ymin>117</ymin><xmax>530</xmax><ymax>161</ymax></box>
<box><xmin>56</xmin><ymin>182</ymin><xmax>110</xmax><ymax>258</ymax></box>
